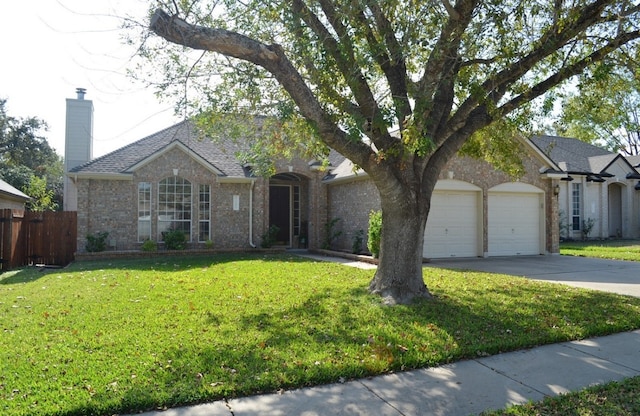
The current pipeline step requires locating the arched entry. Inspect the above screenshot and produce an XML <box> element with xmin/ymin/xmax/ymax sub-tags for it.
<box><xmin>608</xmin><ymin>183</ymin><xmax>623</xmax><ymax>238</ymax></box>
<box><xmin>269</xmin><ymin>173</ymin><xmax>307</xmax><ymax>247</ymax></box>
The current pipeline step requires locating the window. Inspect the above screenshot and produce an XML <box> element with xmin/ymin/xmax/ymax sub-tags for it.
<box><xmin>572</xmin><ymin>183</ymin><xmax>581</xmax><ymax>231</ymax></box>
<box><xmin>138</xmin><ymin>182</ymin><xmax>151</xmax><ymax>242</ymax></box>
<box><xmin>158</xmin><ymin>176</ymin><xmax>192</xmax><ymax>241</ymax></box>
<box><xmin>293</xmin><ymin>185</ymin><xmax>300</xmax><ymax>236</ymax></box>
<box><xmin>199</xmin><ymin>184</ymin><xmax>210</xmax><ymax>242</ymax></box>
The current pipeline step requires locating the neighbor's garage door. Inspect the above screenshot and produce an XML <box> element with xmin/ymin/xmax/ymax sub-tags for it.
<box><xmin>488</xmin><ymin>183</ymin><xmax>543</xmax><ymax>256</ymax></box>
<box><xmin>423</xmin><ymin>183</ymin><xmax>480</xmax><ymax>259</ymax></box>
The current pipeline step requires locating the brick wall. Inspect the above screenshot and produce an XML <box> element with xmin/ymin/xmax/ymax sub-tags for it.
<box><xmin>76</xmin><ymin>147</ymin><xmax>329</xmax><ymax>252</ymax></box>
<box><xmin>78</xmin><ymin>147</ymin><xmax>256</xmax><ymax>252</ymax></box>
<box><xmin>326</xmin><ymin>151</ymin><xmax>559</xmax><ymax>256</ymax></box>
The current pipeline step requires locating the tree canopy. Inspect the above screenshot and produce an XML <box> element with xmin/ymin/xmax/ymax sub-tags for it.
<box><xmin>139</xmin><ymin>0</ymin><xmax>640</xmax><ymax>304</ymax></box>
<box><xmin>0</xmin><ymin>98</ymin><xmax>63</xmax><ymax>211</ymax></box>
<box><xmin>554</xmin><ymin>46</ymin><xmax>640</xmax><ymax>155</ymax></box>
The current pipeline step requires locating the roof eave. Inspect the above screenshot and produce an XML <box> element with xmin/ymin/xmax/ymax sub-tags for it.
<box><xmin>67</xmin><ymin>172</ymin><xmax>133</xmax><ymax>181</ymax></box>
<box><xmin>216</xmin><ymin>176</ymin><xmax>256</xmax><ymax>184</ymax></box>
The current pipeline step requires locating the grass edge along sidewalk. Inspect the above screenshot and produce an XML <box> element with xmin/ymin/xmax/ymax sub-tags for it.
<box><xmin>1</xmin><ymin>252</ymin><xmax>639</xmax><ymax>415</ymax></box>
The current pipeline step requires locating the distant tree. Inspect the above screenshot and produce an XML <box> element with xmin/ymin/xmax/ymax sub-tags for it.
<box><xmin>555</xmin><ymin>49</ymin><xmax>640</xmax><ymax>155</ymax></box>
<box><xmin>0</xmin><ymin>98</ymin><xmax>63</xmax><ymax>209</ymax></box>
<box><xmin>24</xmin><ymin>175</ymin><xmax>58</xmax><ymax>212</ymax></box>
<box><xmin>141</xmin><ymin>1</ymin><xmax>640</xmax><ymax>304</ymax></box>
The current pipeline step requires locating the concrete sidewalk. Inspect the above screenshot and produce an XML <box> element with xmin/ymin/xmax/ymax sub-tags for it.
<box><xmin>134</xmin><ymin>330</ymin><xmax>640</xmax><ymax>416</ymax></box>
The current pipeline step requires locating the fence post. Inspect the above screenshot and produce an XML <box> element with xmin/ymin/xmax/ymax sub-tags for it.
<box><xmin>0</xmin><ymin>209</ymin><xmax>10</xmax><ymax>271</ymax></box>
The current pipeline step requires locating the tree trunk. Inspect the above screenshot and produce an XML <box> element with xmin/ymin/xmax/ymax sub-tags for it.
<box><xmin>369</xmin><ymin>193</ymin><xmax>432</xmax><ymax>305</ymax></box>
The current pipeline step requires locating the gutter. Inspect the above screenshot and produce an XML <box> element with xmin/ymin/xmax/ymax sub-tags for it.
<box><xmin>249</xmin><ymin>179</ymin><xmax>256</xmax><ymax>248</ymax></box>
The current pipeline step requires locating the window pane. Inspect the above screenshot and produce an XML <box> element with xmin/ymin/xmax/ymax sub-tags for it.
<box><xmin>198</xmin><ymin>184</ymin><xmax>210</xmax><ymax>242</ymax></box>
<box><xmin>158</xmin><ymin>176</ymin><xmax>192</xmax><ymax>241</ymax></box>
<box><xmin>572</xmin><ymin>183</ymin><xmax>581</xmax><ymax>231</ymax></box>
<box><xmin>138</xmin><ymin>182</ymin><xmax>152</xmax><ymax>242</ymax></box>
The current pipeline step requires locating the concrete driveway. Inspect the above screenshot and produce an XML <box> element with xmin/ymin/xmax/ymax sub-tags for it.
<box><xmin>426</xmin><ymin>255</ymin><xmax>640</xmax><ymax>298</ymax></box>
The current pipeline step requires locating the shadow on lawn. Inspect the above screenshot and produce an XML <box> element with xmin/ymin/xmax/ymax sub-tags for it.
<box><xmin>96</xmin><ymin>276</ymin><xmax>640</xmax><ymax>415</ymax></box>
<box><xmin>0</xmin><ymin>265</ymin><xmax>58</xmax><ymax>284</ymax></box>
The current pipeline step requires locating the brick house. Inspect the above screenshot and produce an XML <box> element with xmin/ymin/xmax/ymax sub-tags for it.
<box><xmin>530</xmin><ymin>136</ymin><xmax>640</xmax><ymax>240</ymax></box>
<box><xmin>64</xmin><ymin>89</ymin><xmax>570</xmax><ymax>257</ymax></box>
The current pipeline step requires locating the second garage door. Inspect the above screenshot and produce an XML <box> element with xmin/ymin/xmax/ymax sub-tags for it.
<box><xmin>488</xmin><ymin>183</ymin><xmax>544</xmax><ymax>256</ymax></box>
<box><xmin>423</xmin><ymin>181</ymin><xmax>481</xmax><ymax>259</ymax></box>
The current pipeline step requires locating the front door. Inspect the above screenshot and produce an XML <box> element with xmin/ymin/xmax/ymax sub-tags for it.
<box><xmin>608</xmin><ymin>184</ymin><xmax>622</xmax><ymax>238</ymax></box>
<box><xmin>269</xmin><ymin>185</ymin><xmax>291</xmax><ymax>245</ymax></box>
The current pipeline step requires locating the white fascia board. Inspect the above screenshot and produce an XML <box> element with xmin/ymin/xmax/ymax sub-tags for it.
<box><xmin>67</xmin><ymin>172</ymin><xmax>133</xmax><ymax>181</ymax></box>
<box><xmin>324</xmin><ymin>171</ymin><xmax>369</xmax><ymax>185</ymax></box>
<box><xmin>217</xmin><ymin>177</ymin><xmax>256</xmax><ymax>184</ymax></box>
<box><xmin>541</xmin><ymin>172</ymin><xmax>568</xmax><ymax>179</ymax></box>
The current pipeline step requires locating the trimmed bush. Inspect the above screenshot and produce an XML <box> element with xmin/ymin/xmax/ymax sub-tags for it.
<box><xmin>162</xmin><ymin>228</ymin><xmax>187</xmax><ymax>250</ymax></box>
<box><xmin>367</xmin><ymin>210</ymin><xmax>382</xmax><ymax>258</ymax></box>
<box><xmin>86</xmin><ymin>231</ymin><xmax>109</xmax><ymax>252</ymax></box>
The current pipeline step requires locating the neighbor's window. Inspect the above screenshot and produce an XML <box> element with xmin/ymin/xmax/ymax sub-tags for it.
<box><xmin>198</xmin><ymin>184</ymin><xmax>210</xmax><ymax>242</ymax></box>
<box><xmin>138</xmin><ymin>182</ymin><xmax>151</xmax><ymax>242</ymax></box>
<box><xmin>158</xmin><ymin>176</ymin><xmax>192</xmax><ymax>241</ymax></box>
<box><xmin>572</xmin><ymin>183</ymin><xmax>581</xmax><ymax>231</ymax></box>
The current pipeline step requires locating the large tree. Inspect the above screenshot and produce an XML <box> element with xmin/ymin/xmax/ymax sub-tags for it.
<box><xmin>555</xmin><ymin>48</ymin><xmax>640</xmax><ymax>155</ymax></box>
<box><xmin>142</xmin><ymin>1</ymin><xmax>640</xmax><ymax>304</ymax></box>
<box><xmin>0</xmin><ymin>98</ymin><xmax>63</xmax><ymax>211</ymax></box>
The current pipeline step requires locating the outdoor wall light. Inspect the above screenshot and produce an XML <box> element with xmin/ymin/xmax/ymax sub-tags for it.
<box><xmin>553</xmin><ymin>184</ymin><xmax>560</xmax><ymax>196</ymax></box>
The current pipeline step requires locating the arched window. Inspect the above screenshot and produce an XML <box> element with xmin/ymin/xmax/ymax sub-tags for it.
<box><xmin>158</xmin><ymin>176</ymin><xmax>192</xmax><ymax>241</ymax></box>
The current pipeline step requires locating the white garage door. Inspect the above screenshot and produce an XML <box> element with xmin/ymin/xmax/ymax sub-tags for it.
<box><xmin>423</xmin><ymin>187</ymin><xmax>480</xmax><ymax>259</ymax></box>
<box><xmin>488</xmin><ymin>185</ymin><xmax>543</xmax><ymax>256</ymax></box>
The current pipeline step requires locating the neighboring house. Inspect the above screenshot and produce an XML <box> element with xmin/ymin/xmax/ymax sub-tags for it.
<box><xmin>0</xmin><ymin>178</ymin><xmax>30</xmax><ymax>210</ymax></box>
<box><xmin>530</xmin><ymin>136</ymin><xmax>640</xmax><ymax>240</ymax></box>
<box><xmin>64</xmin><ymin>89</ymin><xmax>566</xmax><ymax>257</ymax></box>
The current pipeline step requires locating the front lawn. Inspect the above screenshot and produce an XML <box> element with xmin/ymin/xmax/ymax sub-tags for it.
<box><xmin>483</xmin><ymin>375</ymin><xmax>640</xmax><ymax>416</ymax></box>
<box><xmin>2</xmin><ymin>253</ymin><xmax>640</xmax><ymax>416</ymax></box>
<box><xmin>561</xmin><ymin>239</ymin><xmax>640</xmax><ymax>261</ymax></box>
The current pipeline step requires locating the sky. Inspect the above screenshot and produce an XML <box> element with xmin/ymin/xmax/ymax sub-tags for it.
<box><xmin>1</xmin><ymin>0</ymin><xmax>181</xmax><ymax>158</ymax></box>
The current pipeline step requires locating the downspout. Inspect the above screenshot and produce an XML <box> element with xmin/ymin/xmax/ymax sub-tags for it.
<box><xmin>249</xmin><ymin>179</ymin><xmax>256</xmax><ymax>248</ymax></box>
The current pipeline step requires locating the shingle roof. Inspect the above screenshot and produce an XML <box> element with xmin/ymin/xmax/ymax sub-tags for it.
<box><xmin>0</xmin><ymin>178</ymin><xmax>29</xmax><ymax>201</ymax></box>
<box><xmin>627</xmin><ymin>155</ymin><xmax>640</xmax><ymax>168</ymax></box>
<box><xmin>70</xmin><ymin>120</ymin><xmax>252</xmax><ymax>177</ymax></box>
<box><xmin>530</xmin><ymin>135</ymin><xmax>615</xmax><ymax>174</ymax></box>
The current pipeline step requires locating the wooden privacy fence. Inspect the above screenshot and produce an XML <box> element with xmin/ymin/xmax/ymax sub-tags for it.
<box><xmin>0</xmin><ymin>209</ymin><xmax>77</xmax><ymax>271</ymax></box>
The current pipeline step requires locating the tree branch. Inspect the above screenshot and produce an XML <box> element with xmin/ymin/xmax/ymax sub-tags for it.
<box><xmin>150</xmin><ymin>8</ymin><xmax>373</xmax><ymax>168</ymax></box>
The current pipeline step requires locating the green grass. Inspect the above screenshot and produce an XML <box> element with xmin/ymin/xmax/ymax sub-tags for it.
<box><xmin>483</xmin><ymin>376</ymin><xmax>640</xmax><ymax>415</ymax></box>
<box><xmin>2</xmin><ymin>253</ymin><xmax>640</xmax><ymax>415</ymax></box>
<box><xmin>561</xmin><ymin>239</ymin><xmax>640</xmax><ymax>261</ymax></box>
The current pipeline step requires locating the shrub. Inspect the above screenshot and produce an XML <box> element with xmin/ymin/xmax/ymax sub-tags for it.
<box><xmin>86</xmin><ymin>231</ymin><xmax>109</xmax><ymax>252</ymax></box>
<box><xmin>352</xmin><ymin>229</ymin><xmax>364</xmax><ymax>254</ymax></box>
<box><xmin>367</xmin><ymin>210</ymin><xmax>382</xmax><ymax>258</ymax></box>
<box><xmin>582</xmin><ymin>218</ymin><xmax>596</xmax><ymax>240</ymax></box>
<box><xmin>322</xmin><ymin>217</ymin><xmax>342</xmax><ymax>249</ymax></box>
<box><xmin>141</xmin><ymin>239</ymin><xmax>158</xmax><ymax>252</ymax></box>
<box><xmin>260</xmin><ymin>225</ymin><xmax>280</xmax><ymax>248</ymax></box>
<box><xmin>162</xmin><ymin>228</ymin><xmax>187</xmax><ymax>250</ymax></box>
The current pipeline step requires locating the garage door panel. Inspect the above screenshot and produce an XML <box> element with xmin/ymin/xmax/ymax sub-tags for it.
<box><xmin>424</xmin><ymin>191</ymin><xmax>479</xmax><ymax>258</ymax></box>
<box><xmin>488</xmin><ymin>192</ymin><xmax>541</xmax><ymax>256</ymax></box>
